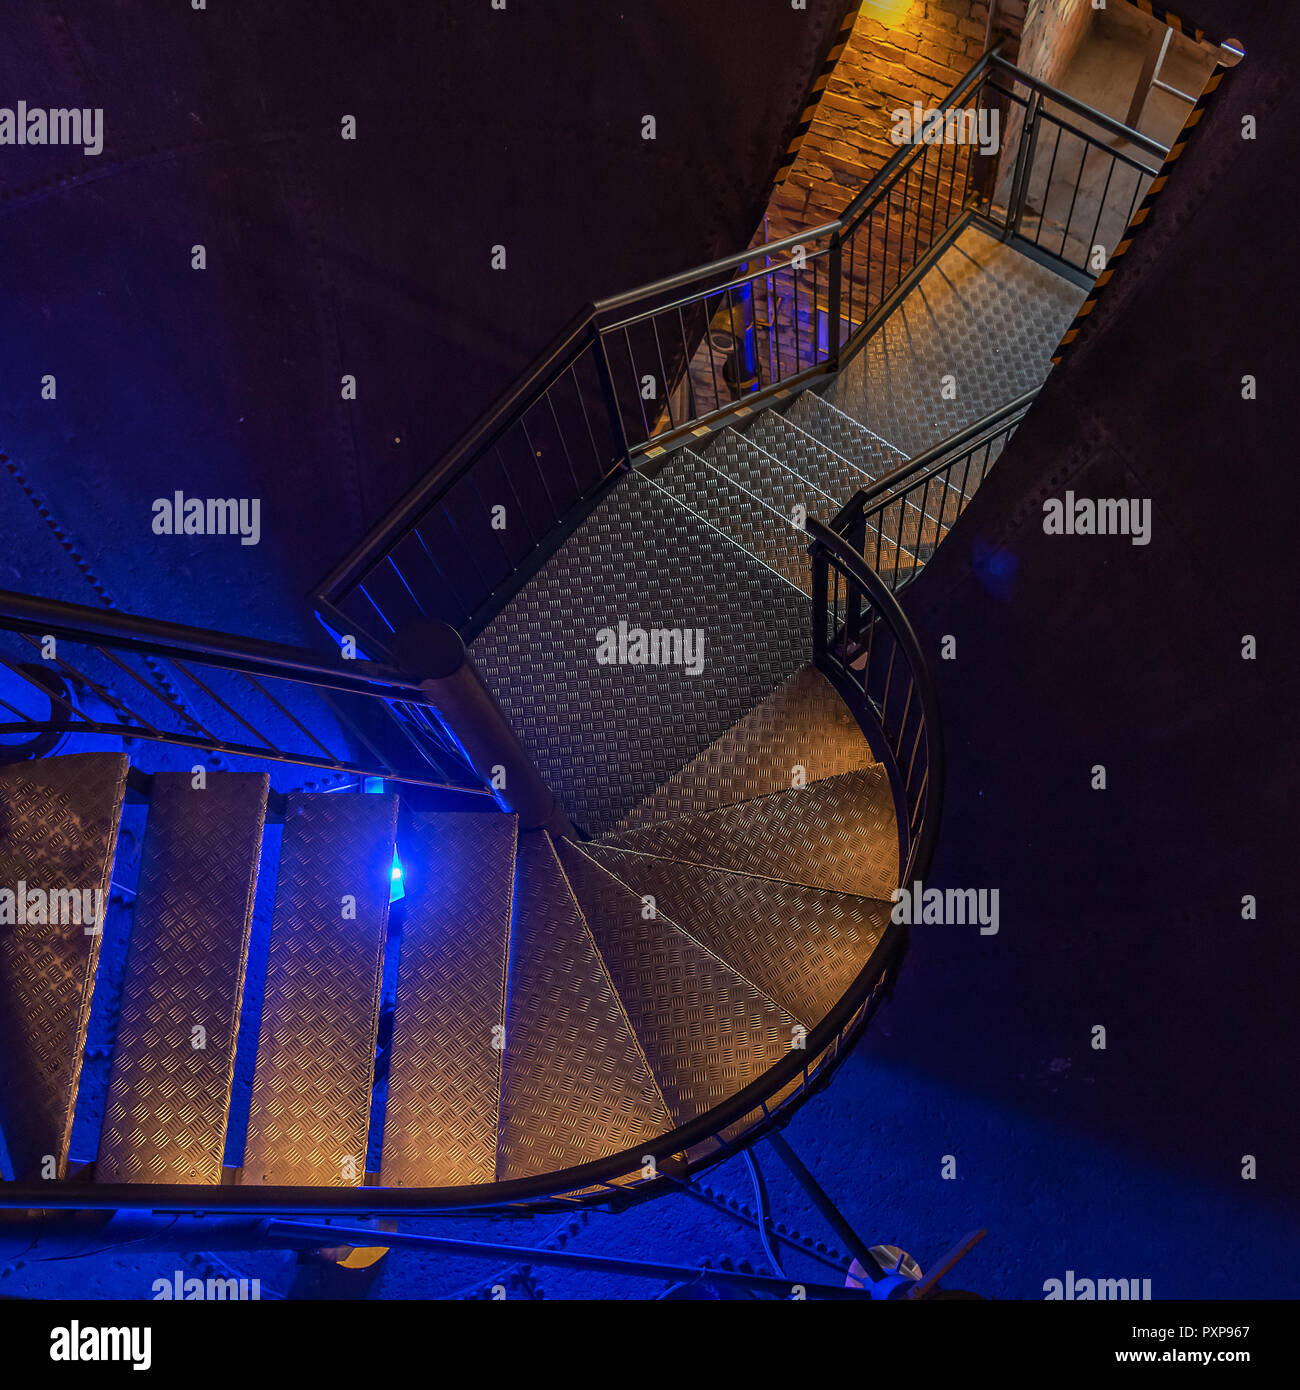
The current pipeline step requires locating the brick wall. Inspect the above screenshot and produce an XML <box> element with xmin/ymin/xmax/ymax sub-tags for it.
<box><xmin>765</xmin><ymin>0</ymin><xmax>1029</xmax><ymax>238</ymax></box>
<box><xmin>1018</xmin><ymin>0</ymin><xmax>1094</xmax><ymax>87</ymax></box>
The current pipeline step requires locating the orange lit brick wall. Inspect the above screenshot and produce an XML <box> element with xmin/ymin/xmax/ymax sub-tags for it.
<box><xmin>766</xmin><ymin>0</ymin><xmax>1029</xmax><ymax>238</ymax></box>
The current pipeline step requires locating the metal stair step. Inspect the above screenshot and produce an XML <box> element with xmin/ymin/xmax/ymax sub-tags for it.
<box><xmin>786</xmin><ymin>391</ymin><xmax>907</xmax><ymax>480</ymax></box>
<box><xmin>96</xmin><ymin>772</ymin><xmax>268</xmax><ymax>1185</ymax></box>
<box><xmin>649</xmin><ymin>450</ymin><xmax>812</xmax><ymax>594</ymax></box>
<box><xmin>555</xmin><ymin>839</ymin><xmax>797</xmax><ymax>1126</ymax></box>
<box><xmin>382</xmin><ymin>810</ymin><xmax>517</xmax><ymax>1187</ymax></box>
<box><xmin>598</xmin><ymin>767</ymin><xmax>898</xmax><ymax>901</ymax></box>
<box><xmin>577</xmin><ymin>841</ymin><xmax>894</xmax><ymax>1028</ymax></box>
<box><xmin>616</xmin><ymin>665</ymin><xmax>875</xmax><ymax>832</ymax></box>
<box><xmin>470</xmin><ymin>470</ymin><xmax>810</xmax><ymax>837</ymax></box>
<box><xmin>701</xmin><ymin>427</ymin><xmax>841</xmax><ymax>526</ymax></box>
<box><xmin>742</xmin><ymin>409</ymin><xmax>878</xmax><ymax>504</ymax></box>
<box><xmin>497</xmin><ymin>831</ymin><xmax>672</xmax><ymax>1181</ymax></box>
<box><xmin>242</xmin><ymin>792</ymin><xmax>398</xmax><ymax>1187</ymax></box>
<box><xmin>0</xmin><ymin>753</ymin><xmax>129</xmax><ymax>1181</ymax></box>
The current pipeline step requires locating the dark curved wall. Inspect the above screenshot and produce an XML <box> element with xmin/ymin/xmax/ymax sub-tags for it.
<box><xmin>899</xmin><ymin>0</ymin><xmax>1299</xmax><ymax>1226</ymax></box>
<box><xmin>0</xmin><ymin>0</ymin><xmax>846</xmax><ymax>639</ymax></box>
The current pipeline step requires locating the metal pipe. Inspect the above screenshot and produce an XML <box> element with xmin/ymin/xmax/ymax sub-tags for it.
<box><xmin>392</xmin><ymin>618</ymin><xmax>574</xmax><ymax>835</ymax></box>
<box><xmin>266</xmin><ymin>1220</ymin><xmax>870</xmax><ymax>1299</ymax></box>
<box><xmin>764</xmin><ymin>1132</ymin><xmax>885</xmax><ymax>1282</ymax></box>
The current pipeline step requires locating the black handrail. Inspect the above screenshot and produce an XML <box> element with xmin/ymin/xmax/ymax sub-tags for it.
<box><xmin>0</xmin><ymin>590</ymin><xmax>423</xmax><ymax>698</ymax></box>
<box><xmin>807</xmin><ymin>516</ymin><xmax>945</xmax><ymax>884</ymax></box>
<box><xmin>312</xmin><ymin>303</ymin><xmax>606</xmax><ymax>609</ymax></box>
<box><xmin>0</xmin><ymin>591</ymin><xmax>490</xmax><ymax>792</ymax></box>
<box><xmin>840</xmin><ymin>40</ymin><xmax>1006</xmax><ymax>231</ymax></box>
<box><xmin>835</xmin><ymin>388</ymin><xmax>1039</xmax><ymax>522</ymax></box>
<box><xmin>989</xmin><ymin>53</ymin><xmax>1171</xmax><ymax>160</ymax></box>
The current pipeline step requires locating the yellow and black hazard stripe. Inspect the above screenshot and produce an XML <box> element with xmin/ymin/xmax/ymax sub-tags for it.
<box><xmin>775</xmin><ymin>2</ymin><xmax>863</xmax><ymax>186</ymax></box>
<box><xmin>1120</xmin><ymin>0</ymin><xmax>1209</xmax><ymax>44</ymax></box>
<box><xmin>1051</xmin><ymin>56</ymin><xmax>1231</xmax><ymax>365</ymax></box>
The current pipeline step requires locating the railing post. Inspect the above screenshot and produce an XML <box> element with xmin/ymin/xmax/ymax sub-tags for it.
<box><xmin>590</xmin><ymin>319</ymin><xmax>634</xmax><ymax>471</ymax></box>
<box><xmin>810</xmin><ymin>541</ymin><xmax>829</xmax><ymax>665</ymax></box>
<box><xmin>393</xmin><ymin>618</ymin><xmax>575</xmax><ymax>836</ymax></box>
<box><xmin>1006</xmin><ymin>90</ymin><xmax>1043</xmax><ymax>240</ymax></box>
<box><xmin>826</xmin><ymin>228</ymin><xmax>844</xmax><ymax>372</ymax></box>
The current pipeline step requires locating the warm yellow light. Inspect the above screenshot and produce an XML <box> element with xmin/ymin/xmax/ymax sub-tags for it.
<box><xmin>859</xmin><ymin>0</ymin><xmax>914</xmax><ymax>25</ymax></box>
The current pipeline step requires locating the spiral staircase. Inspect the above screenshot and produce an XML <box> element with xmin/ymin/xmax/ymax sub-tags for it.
<box><xmin>0</xmin><ymin>42</ymin><xmax>1187</xmax><ymax>1294</ymax></box>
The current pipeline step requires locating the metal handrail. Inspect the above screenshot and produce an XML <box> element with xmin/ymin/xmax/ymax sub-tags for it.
<box><xmin>0</xmin><ymin>591</ymin><xmax>491</xmax><ymax>793</ymax></box>
<box><xmin>836</xmin><ymin>388</ymin><xmax>1039</xmax><ymax>520</ymax></box>
<box><xmin>314</xmin><ymin>40</ymin><xmax>1171</xmax><ymax>647</ymax></box>
<box><xmin>0</xmin><ymin>590</ymin><xmax>423</xmax><ymax>698</ymax></box>
<box><xmin>312</xmin><ymin>302</ymin><xmax>602</xmax><ymax>607</ymax></box>
<box><xmin>988</xmin><ymin>53</ymin><xmax>1171</xmax><ymax>160</ymax></box>
<box><xmin>806</xmin><ymin>516</ymin><xmax>945</xmax><ymax>884</ymax></box>
<box><xmin>840</xmin><ymin>41</ymin><xmax>1006</xmax><ymax>231</ymax></box>
<box><xmin>594</xmin><ymin>222</ymin><xmax>841</xmax><ymax>319</ymax></box>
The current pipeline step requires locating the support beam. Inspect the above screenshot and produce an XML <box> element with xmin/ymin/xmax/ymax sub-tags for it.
<box><xmin>765</xmin><ymin>1130</ymin><xmax>886</xmax><ymax>1282</ymax></box>
<box><xmin>393</xmin><ymin>618</ymin><xmax>574</xmax><ymax>835</ymax></box>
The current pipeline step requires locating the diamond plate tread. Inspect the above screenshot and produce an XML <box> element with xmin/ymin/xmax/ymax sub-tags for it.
<box><xmin>616</xmin><ymin>665</ymin><xmax>874</xmax><ymax>832</ymax></box>
<box><xmin>242</xmin><ymin>792</ymin><xmax>397</xmax><ymax>1187</ymax></box>
<box><xmin>555</xmin><ymin>839</ymin><xmax>798</xmax><ymax>1125</ymax></box>
<box><xmin>743</xmin><ymin>409</ymin><xmax>882</xmax><ymax>505</ymax></box>
<box><xmin>575</xmin><ymin>842</ymin><xmax>894</xmax><ymax>1028</ymax></box>
<box><xmin>471</xmin><ymin>471</ymin><xmax>810</xmax><ymax>835</ymax></box>
<box><xmin>786</xmin><ymin>391</ymin><xmax>907</xmax><ymax>481</ymax></box>
<box><xmin>0</xmin><ymin>753</ymin><xmax>128</xmax><ymax>1181</ymax></box>
<box><xmin>651</xmin><ymin>449</ymin><xmax>813</xmax><ymax>595</ymax></box>
<box><xmin>598</xmin><ymin>767</ymin><xmax>899</xmax><ymax>901</ymax></box>
<box><xmin>702</xmin><ymin>427</ymin><xmax>841</xmax><ymax>519</ymax></box>
<box><xmin>382</xmin><ymin>811</ymin><xmax>517</xmax><ymax>1187</ymax></box>
<box><xmin>497</xmin><ymin>831</ymin><xmax>673</xmax><ymax>1181</ymax></box>
<box><xmin>827</xmin><ymin>225</ymin><xmax>1083</xmax><ymax>457</ymax></box>
<box><xmin>96</xmin><ymin>773</ymin><xmax>268</xmax><ymax>1185</ymax></box>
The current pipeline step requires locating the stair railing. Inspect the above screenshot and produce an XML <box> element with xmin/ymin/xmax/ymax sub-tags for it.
<box><xmin>807</xmin><ymin>519</ymin><xmax>944</xmax><ymax>888</ymax></box>
<box><xmin>832</xmin><ymin>388</ymin><xmax>1039</xmax><ymax>596</ymax></box>
<box><xmin>0</xmin><ymin>590</ymin><xmax>492</xmax><ymax>795</ymax></box>
<box><xmin>313</xmin><ymin>44</ymin><xmax>1169</xmax><ymax>658</ymax></box>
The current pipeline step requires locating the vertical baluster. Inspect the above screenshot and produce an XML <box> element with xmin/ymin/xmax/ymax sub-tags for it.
<box><xmin>1086</xmin><ymin>155</ymin><xmax>1117</xmax><ymax>272</ymax></box>
<box><xmin>676</xmin><ymin>304</ymin><xmax>700</xmax><ymax>423</ymax></box>
<box><xmin>545</xmin><ymin>387</ymin><xmax>582</xmax><ymax>495</ymax></box>
<box><xmin>625</xmin><ymin>325</ymin><xmax>651</xmax><ymax>445</ymax></box>
<box><xmin>651</xmin><ymin>313</ymin><xmax>675</xmax><ymax>433</ymax></box>
<box><xmin>1037</xmin><ymin>123</ymin><xmax>1064</xmax><ymax>248</ymax></box>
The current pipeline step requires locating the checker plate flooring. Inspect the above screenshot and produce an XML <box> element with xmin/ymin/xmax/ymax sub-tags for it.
<box><xmin>786</xmin><ymin>391</ymin><xmax>907</xmax><ymax>481</ymax></box>
<box><xmin>96</xmin><ymin>772</ymin><xmax>267</xmax><ymax>1185</ymax></box>
<box><xmin>576</xmin><ymin>842</ymin><xmax>894</xmax><ymax>1027</ymax></box>
<box><xmin>241</xmin><ymin>792</ymin><xmax>397</xmax><ymax>1186</ymax></box>
<box><xmin>556</xmin><ymin>839</ymin><xmax>796</xmax><ymax>1124</ymax></box>
<box><xmin>616</xmin><ymin>665</ymin><xmax>874</xmax><ymax>832</ymax></box>
<box><xmin>827</xmin><ymin>225</ymin><xmax>1084</xmax><ymax>457</ymax></box>
<box><xmin>471</xmin><ymin>471</ymin><xmax>810</xmax><ymax>835</ymax></box>
<box><xmin>0</xmin><ymin>753</ymin><xmax>128</xmax><ymax>1180</ymax></box>
<box><xmin>497</xmin><ymin>832</ymin><xmax>672</xmax><ymax>1180</ymax></box>
<box><xmin>382</xmin><ymin>812</ymin><xmax>517</xmax><ymax>1187</ymax></box>
<box><xmin>598</xmin><ymin>766</ymin><xmax>899</xmax><ymax>901</ymax></box>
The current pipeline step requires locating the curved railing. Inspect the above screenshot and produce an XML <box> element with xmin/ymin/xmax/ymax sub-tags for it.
<box><xmin>0</xmin><ymin>561</ymin><xmax>942</xmax><ymax>1218</ymax></box>
<box><xmin>806</xmin><ymin>518</ymin><xmax>944</xmax><ymax>888</ymax></box>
